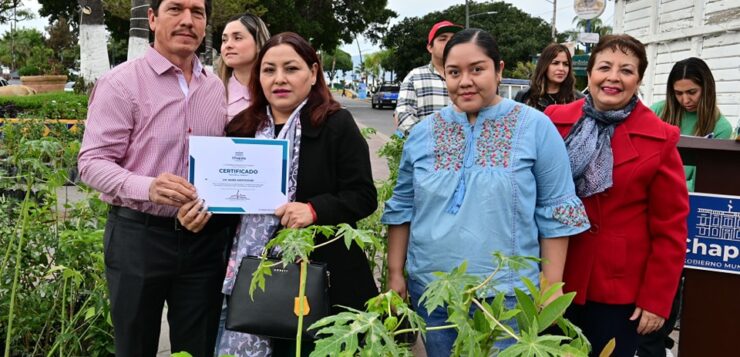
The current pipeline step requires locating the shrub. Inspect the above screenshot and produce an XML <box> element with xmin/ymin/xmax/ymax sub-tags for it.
<box><xmin>18</xmin><ymin>65</ymin><xmax>41</xmax><ymax>76</ymax></box>
<box><xmin>0</xmin><ymin>117</ymin><xmax>113</xmax><ymax>355</ymax></box>
<box><xmin>0</xmin><ymin>92</ymin><xmax>88</xmax><ymax>119</ymax></box>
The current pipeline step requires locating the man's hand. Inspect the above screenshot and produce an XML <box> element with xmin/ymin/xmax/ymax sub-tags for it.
<box><xmin>630</xmin><ymin>307</ymin><xmax>665</xmax><ymax>335</ymax></box>
<box><xmin>149</xmin><ymin>173</ymin><xmax>197</xmax><ymax>207</ymax></box>
<box><xmin>275</xmin><ymin>202</ymin><xmax>314</xmax><ymax>229</ymax></box>
<box><xmin>177</xmin><ymin>198</ymin><xmax>211</xmax><ymax>233</ymax></box>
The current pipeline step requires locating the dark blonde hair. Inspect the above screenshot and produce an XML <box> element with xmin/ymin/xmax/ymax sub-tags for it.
<box><xmin>587</xmin><ymin>34</ymin><xmax>648</xmax><ymax>80</ymax></box>
<box><xmin>659</xmin><ymin>57</ymin><xmax>721</xmax><ymax>136</ymax></box>
<box><xmin>528</xmin><ymin>43</ymin><xmax>578</xmax><ymax>107</ymax></box>
<box><xmin>217</xmin><ymin>13</ymin><xmax>270</xmax><ymax>96</ymax></box>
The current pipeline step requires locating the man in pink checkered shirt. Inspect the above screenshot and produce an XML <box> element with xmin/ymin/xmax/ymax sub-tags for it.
<box><xmin>78</xmin><ymin>0</ymin><xmax>238</xmax><ymax>355</ymax></box>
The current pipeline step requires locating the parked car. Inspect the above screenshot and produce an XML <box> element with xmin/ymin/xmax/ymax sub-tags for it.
<box><xmin>371</xmin><ymin>84</ymin><xmax>400</xmax><ymax>109</ymax></box>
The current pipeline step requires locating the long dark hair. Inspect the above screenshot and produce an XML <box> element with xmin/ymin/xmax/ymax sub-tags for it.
<box><xmin>227</xmin><ymin>32</ymin><xmax>341</xmax><ymax>137</ymax></box>
<box><xmin>659</xmin><ymin>57</ymin><xmax>721</xmax><ymax>137</ymax></box>
<box><xmin>528</xmin><ymin>43</ymin><xmax>578</xmax><ymax>107</ymax></box>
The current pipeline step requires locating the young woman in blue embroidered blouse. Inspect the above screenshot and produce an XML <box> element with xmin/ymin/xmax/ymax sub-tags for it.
<box><xmin>382</xmin><ymin>29</ymin><xmax>590</xmax><ymax>356</ymax></box>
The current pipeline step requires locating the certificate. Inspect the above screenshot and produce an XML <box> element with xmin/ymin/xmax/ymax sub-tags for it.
<box><xmin>189</xmin><ymin>136</ymin><xmax>289</xmax><ymax>214</ymax></box>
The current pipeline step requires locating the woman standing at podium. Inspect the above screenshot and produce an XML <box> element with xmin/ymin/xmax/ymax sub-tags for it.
<box><xmin>637</xmin><ymin>57</ymin><xmax>733</xmax><ymax>357</ymax></box>
<box><xmin>651</xmin><ymin>57</ymin><xmax>733</xmax><ymax>191</ymax></box>
<box><xmin>544</xmin><ymin>34</ymin><xmax>689</xmax><ymax>357</ymax></box>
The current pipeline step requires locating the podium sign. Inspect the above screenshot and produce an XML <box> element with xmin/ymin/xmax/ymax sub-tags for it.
<box><xmin>685</xmin><ymin>193</ymin><xmax>740</xmax><ymax>275</ymax></box>
<box><xmin>677</xmin><ymin>136</ymin><xmax>740</xmax><ymax>357</ymax></box>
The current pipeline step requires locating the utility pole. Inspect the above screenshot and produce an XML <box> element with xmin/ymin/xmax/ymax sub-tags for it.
<box><xmin>551</xmin><ymin>0</ymin><xmax>557</xmax><ymax>42</ymax></box>
<box><xmin>11</xmin><ymin>0</ymin><xmax>17</xmax><ymax>72</ymax></box>
<box><xmin>465</xmin><ymin>0</ymin><xmax>470</xmax><ymax>28</ymax></box>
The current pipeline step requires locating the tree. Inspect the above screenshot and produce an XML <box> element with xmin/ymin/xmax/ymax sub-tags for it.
<box><xmin>322</xmin><ymin>48</ymin><xmax>353</xmax><ymax>86</ymax></box>
<box><xmin>364</xmin><ymin>48</ymin><xmax>393</xmax><ymax>85</ymax></box>
<box><xmin>126</xmin><ymin>0</ymin><xmax>150</xmax><ymax>60</ymax></box>
<box><xmin>46</xmin><ymin>17</ymin><xmax>79</xmax><ymax>70</ymax></box>
<box><xmin>78</xmin><ymin>0</ymin><xmax>110</xmax><ymax>83</ymax></box>
<box><xmin>571</xmin><ymin>16</ymin><xmax>612</xmax><ymax>37</ymax></box>
<box><xmin>0</xmin><ymin>28</ymin><xmax>45</xmax><ymax>70</ymax></box>
<box><xmin>510</xmin><ymin>61</ymin><xmax>536</xmax><ymax>80</ymax></box>
<box><xmin>260</xmin><ymin>0</ymin><xmax>397</xmax><ymax>52</ymax></box>
<box><xmin>0</xmin><ymin>0</ymin><xmax>32</xmax><ymax>24</ymax></box>
<box><xmin>383</xmin><ymin>1</ymin><xmax>553</xmax><ymax>79</ymax></box>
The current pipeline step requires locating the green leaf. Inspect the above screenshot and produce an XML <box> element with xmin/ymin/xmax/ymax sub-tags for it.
<box><xmin>84</xmin><ymin>307</ymin><xmax>95</xmax><ymax>321</ymax></box>
<box><xmin>420</xmin><ymin>261</ymin><xmax>478</xmax><ymax>313</ymax></box>
<box><xmin>248</xmin><ymin>259</ymin><xmax>273</xmax><ymax>299</ymax></box>
<box><xmin>520</xmin><ymin>276</ymin><xmax>539</xmax><ymax>299</ymax></box>
<box><xmin>335</xmin><ymin>223</ymin><xmax>381</xmax><ymax>251</ymax></box>
<box><xmin>539</xmin><ymin>281</ymin><xmax>565</xmax><ymax>307</ymax></box>
<box><xmin>514</xmin><ymin>288</ymin><xmax>537</xmax><ymax>325</ymax></box>
<box><xmin>537</xmin><ymin>292</ymin><xmax>575</xmax><ymax>333</ymax></box>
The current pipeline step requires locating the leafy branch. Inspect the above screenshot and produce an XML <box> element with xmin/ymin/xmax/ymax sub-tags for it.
<box><xmin>306</xmin><ymin>253</ymin><xmax>592</xmax><ymax>356</ymax></box>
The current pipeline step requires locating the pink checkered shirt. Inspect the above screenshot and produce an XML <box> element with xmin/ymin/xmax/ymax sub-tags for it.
<box><xmin>78</xmin><ymin>47</ymin><xmax>228</xmax><ymax>217</ymax></box>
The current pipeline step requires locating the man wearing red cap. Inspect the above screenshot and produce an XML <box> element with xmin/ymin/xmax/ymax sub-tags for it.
<box><xmin>395</xmin><ymin>20</ymin><xmax>463</xmax><ymax>136</ymax></box>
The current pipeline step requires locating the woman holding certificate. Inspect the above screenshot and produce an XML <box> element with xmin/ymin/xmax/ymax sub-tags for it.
<box><xmin>179</xmin><ymin>32</ymin><xmax>379</xmax><ymax>356</ymax></box>
<box><xmin>203</xmin><ymin>12</ymin><xmax>273</xmax><ymax>355</ymax></box>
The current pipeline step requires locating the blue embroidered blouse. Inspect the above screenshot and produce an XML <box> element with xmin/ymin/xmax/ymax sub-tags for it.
<box><xmin>381</xmin><ymin>98</ymin><xmax>590</xmax><ymax>295</ymax></box>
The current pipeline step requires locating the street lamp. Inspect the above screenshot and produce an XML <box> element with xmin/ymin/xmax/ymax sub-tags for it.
<box><xmin>465</xmin><ymin>0</ymin><xmax>498</xmax><ymax>28</ymax></box>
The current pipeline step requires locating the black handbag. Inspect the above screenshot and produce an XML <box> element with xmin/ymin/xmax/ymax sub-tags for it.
<box><xmin>226</xmin><ymin>256</ymin><xmax>331</xmax><ymax>340</ymax></box>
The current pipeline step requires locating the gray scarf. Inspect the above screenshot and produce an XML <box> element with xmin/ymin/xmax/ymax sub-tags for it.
<box><xmin>222</xmin><ymin>100</ymin><xmax>306</xmax><ymax>295</ymax></box>
<box><xmin>564</xmin><ymin>95</ymin><xmax>637</xmax><ymax>197</ymax></box>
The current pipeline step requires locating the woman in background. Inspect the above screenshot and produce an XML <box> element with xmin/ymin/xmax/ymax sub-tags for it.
<box><xmin>218</xmin><ymin>12</ymin><xmax>270</xmax><ymax>121</ymax></box>
<box><xmin>514</xmin><ymin>43</ymin><xmax>584</xmax><ymax>111</ymax></box>
<box><xmin>650</xmin><ymin>57</ymin><xmax>733</xmax><ymax>191</ymax></box>
<box><xmin>638</xmin><ymin>57</ymin><xmax>732</xmax><ymax>357</ymax></box>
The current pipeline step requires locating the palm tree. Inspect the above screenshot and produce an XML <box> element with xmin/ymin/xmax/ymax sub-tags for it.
<box><xmin>127</xmin><ymin>0</ymin><xmax>150</xmax><ymax>60</ymax></box>
<box><xmin>78</xmin><ymin>0</ymin><xmax>110</xmax><ymax>83</ymax></box>
<box><xmin>572</xmin><ymin>16</ymin><xmax>612</xmax><ymax>37</ymax></box>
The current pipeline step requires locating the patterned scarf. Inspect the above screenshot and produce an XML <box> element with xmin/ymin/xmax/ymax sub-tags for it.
<box><xmin>222</xmin><ymin>99</ymin><xmax>306</xmax><ymax>295</ymax></box>
<box><xmin>564</xmin><ymin>95</ymin><xmax>637</xmax><ymax>197</ymax></box>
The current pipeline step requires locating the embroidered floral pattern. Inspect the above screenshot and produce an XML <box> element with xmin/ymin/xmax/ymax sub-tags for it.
<box><xmin>552</xmin><ymin>201</ymin><xmax>589</xmax><ymax>227</ymax></box>
<box><xmin>433</xmin><ymin>112</ymin><xmax>466</xmax><ymax>171</ymax></box>
<box><xmin>476</xmin><ymin>105</ymin><xmax>521</xmax><ymax>168</ymax></box>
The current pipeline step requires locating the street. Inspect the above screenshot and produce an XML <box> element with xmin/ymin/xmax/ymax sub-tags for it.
<box><xmin>335</xmin><ymin>94</ymin><xmax>397</xmax><ymax>137</ymax></box>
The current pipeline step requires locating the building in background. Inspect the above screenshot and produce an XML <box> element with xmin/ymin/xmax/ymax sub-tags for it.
<box><xmin>614</xmin><ymin>0</ymin><xmax>740</xmax><ymax>127</ymax></box>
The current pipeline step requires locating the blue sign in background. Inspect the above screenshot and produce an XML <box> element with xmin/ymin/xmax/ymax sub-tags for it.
<box><xmin>685</xmin><ymin>193</ymin><xmax>740</xmax><ymax>275</ymax></box>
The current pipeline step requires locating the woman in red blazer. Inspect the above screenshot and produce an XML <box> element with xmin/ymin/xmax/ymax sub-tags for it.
<box><xmin>544</xmin><ymin>34</ymin><xmax>689</xmax><ymax>357</ymax></box>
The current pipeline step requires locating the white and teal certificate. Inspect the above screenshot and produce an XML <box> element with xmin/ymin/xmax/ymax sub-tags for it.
<box><xmin>188</xmin><ymin>136</ymin><xmax>289</xmax><ymax>214</ymax></box>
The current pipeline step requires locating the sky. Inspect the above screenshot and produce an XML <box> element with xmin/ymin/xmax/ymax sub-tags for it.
<box><xmin>1</xmin><ymin>0</ymin><xmax>615</xmax><ymax>56</ymax></box>
<box><xmin>341</xmin><ymin>0</ymin><xmax>616</xmax><ymax>57</ymax></box>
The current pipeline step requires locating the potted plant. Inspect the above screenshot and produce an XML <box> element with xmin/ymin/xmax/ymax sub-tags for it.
<box><xmin>20</xmin><ymin>47</ymin><xmax>68</xmax><ymax>93</ymax></box>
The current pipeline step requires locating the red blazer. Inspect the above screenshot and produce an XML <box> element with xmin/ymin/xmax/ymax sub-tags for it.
<box><xmin>545</xmin><ymin>99</ymin><xmax>689</xmax><ymax>318</ymax></box>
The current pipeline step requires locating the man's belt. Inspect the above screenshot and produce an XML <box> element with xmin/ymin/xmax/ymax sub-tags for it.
<box><xmin>109</xmin><ymin>205</ymin><xmax>237</xmax><ymax>233</ymax></box>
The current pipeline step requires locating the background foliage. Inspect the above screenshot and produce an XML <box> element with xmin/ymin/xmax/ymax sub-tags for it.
<box><xmin>382</xmin><ymin>1</ymin><xmax>554</xmax><ymax>80</ymax></box>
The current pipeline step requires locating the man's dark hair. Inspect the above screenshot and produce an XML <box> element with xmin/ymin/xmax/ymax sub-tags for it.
<box><xmin>150</xmin><ymin>0</ymin><xmax>212</xmax><ymax>20</ymax></box>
